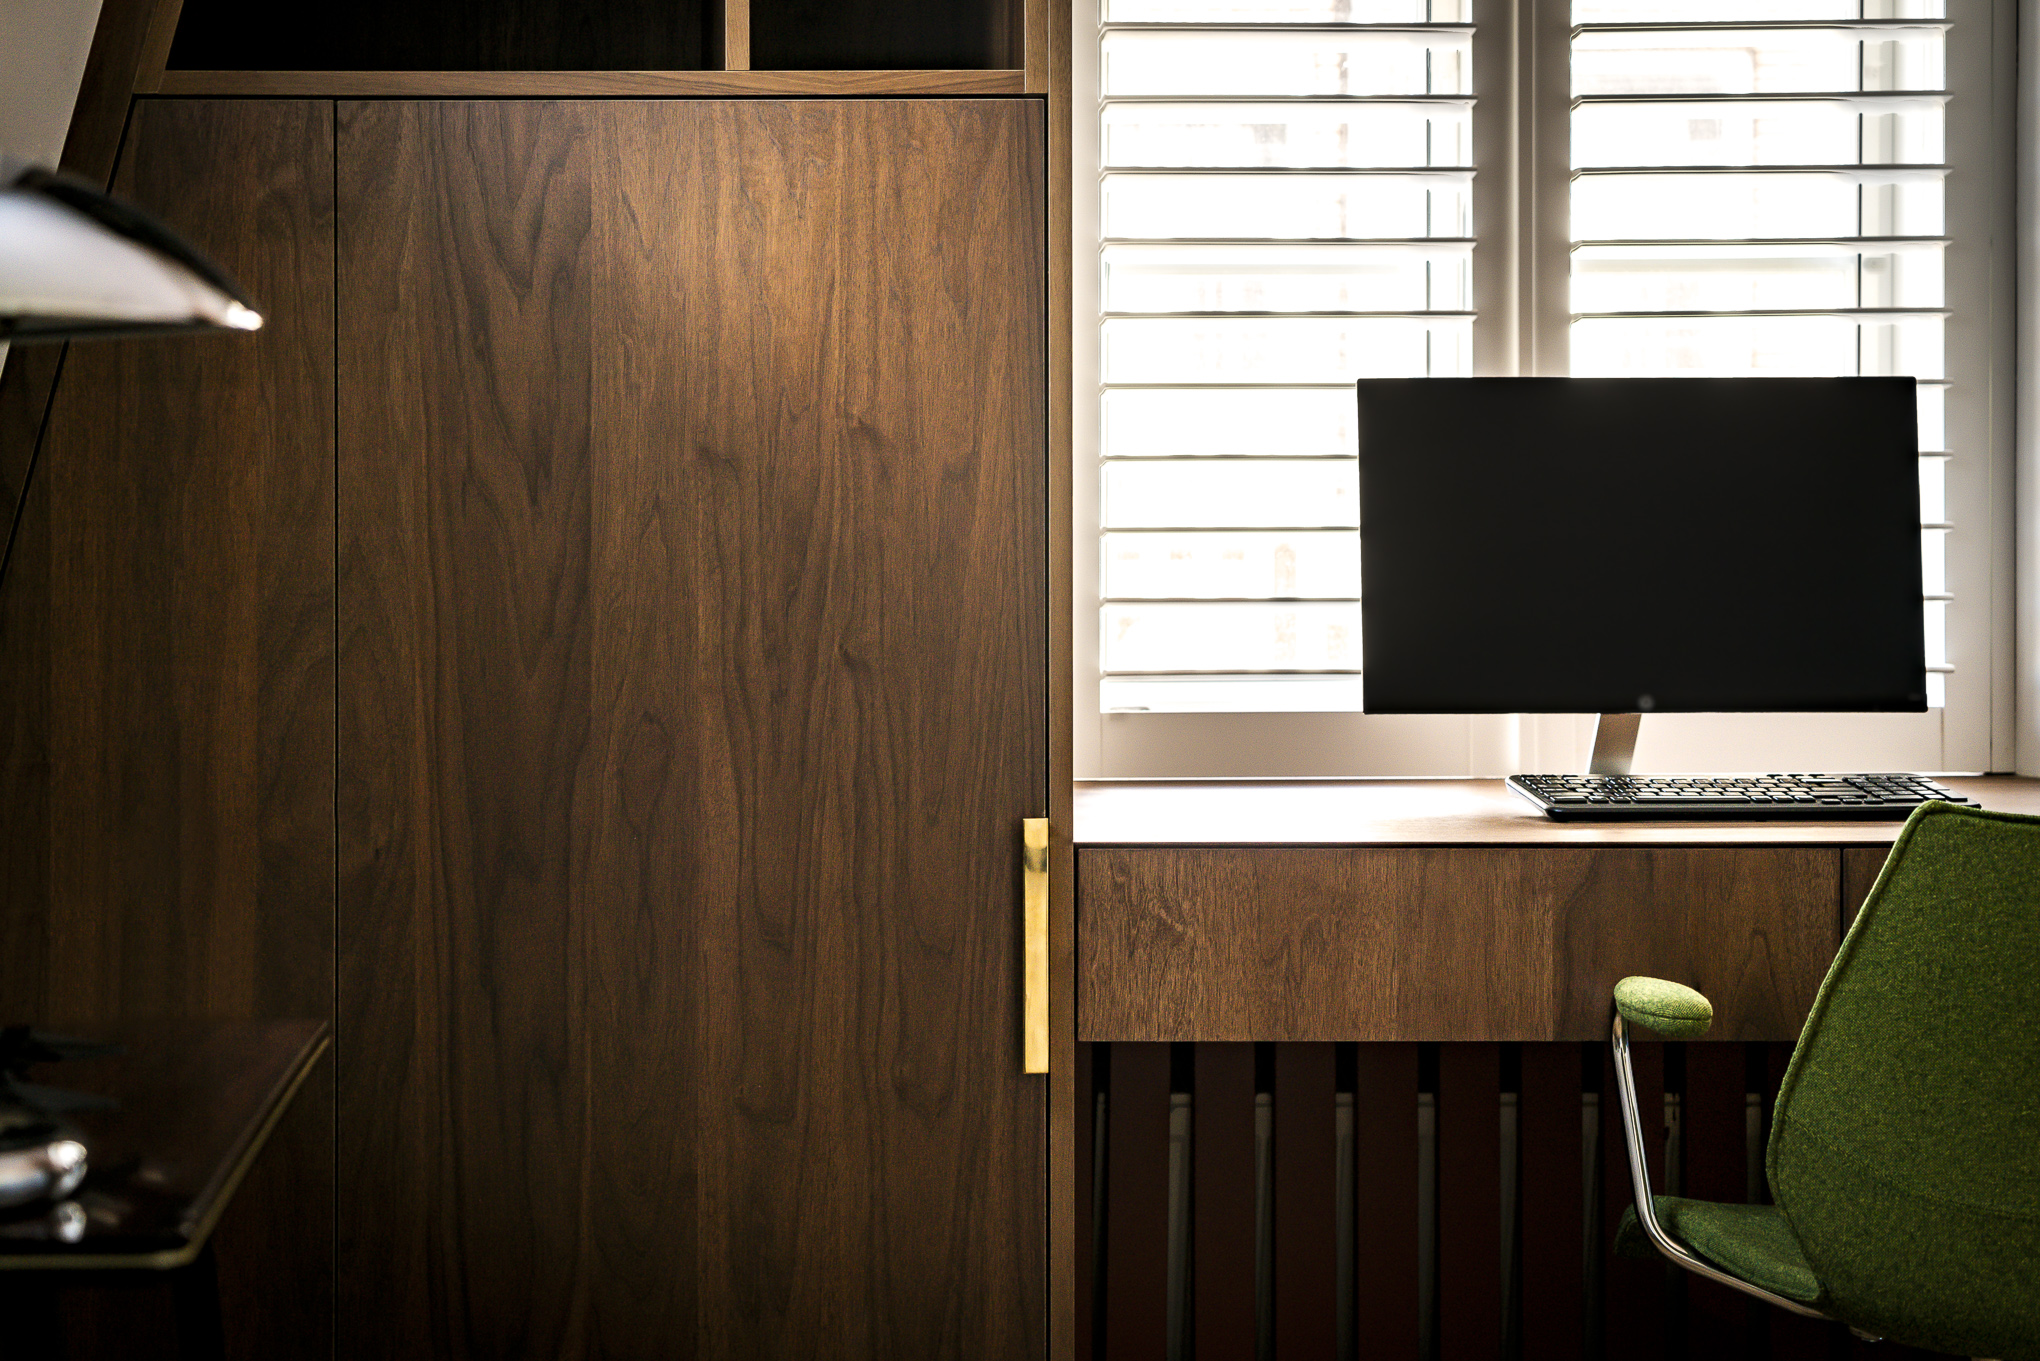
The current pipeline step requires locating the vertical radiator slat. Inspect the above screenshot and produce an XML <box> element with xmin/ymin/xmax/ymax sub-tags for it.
<box><xmin>1603</xmin><ymin>1041</ymin><xmax>1668</xmax><ymax>1360</ymax></box>
<box><xmin>1519</xmin><ymin>1043</ymin><xmax>1584</xmax><ymax>1361</ymax></box>
<box><xmin>1084</xmin><ymin>1039</ymin><xmax>1916</xmax><ymax>1361</ymax></box>
<box><xmin>1273</xmin><ymin>1043</ymin><xmax>1338</xmax><ymax>1359</ymax></box>
<box><xmin>1079</xmin><ymin>1042</ymin><xmax>1096</xmax><ymax>1361</ymax></box>
<box><xmin>1438</xmin><ymin>1045</ymin><xmax>1503</xmax><ymax>1361</ymax></box>
<box><xmin>1351</xmin><ymin>1044</ymin><xmax>1421</xmax><ymax>1359</ymax></box>
<box><xmin>1107</xmin><ymin>1042</ymin><xmax>1172</xmax><ymax>1361</ymax></box>
<box><xmin>1194</xmin><ymin>1043</ymin><xmax>1257</xmax><ymax>1361</ymax></box>
<box><xmin>1683</xmin><ymin>1043</ymin><xmax>1755</xmax><ymax>1360</ymax></box>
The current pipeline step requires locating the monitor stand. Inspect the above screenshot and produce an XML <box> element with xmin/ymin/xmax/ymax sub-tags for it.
<box><xmin>1588</xmin><ymin>713</ymin><xmax>1641</xmax><ymax>777</ymax></box>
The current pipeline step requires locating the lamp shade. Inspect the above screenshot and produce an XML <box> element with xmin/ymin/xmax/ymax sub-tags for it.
<box><xmin>0</xmin><ymin>157</ymin><xmax>262</xmax><ymax>342</ymax></box>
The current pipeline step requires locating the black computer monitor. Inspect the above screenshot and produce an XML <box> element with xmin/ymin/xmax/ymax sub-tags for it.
<box><xmin>1356</xmin><ymin>377</ymin><xmax>1927</xmax><ymax>716</ymax></box>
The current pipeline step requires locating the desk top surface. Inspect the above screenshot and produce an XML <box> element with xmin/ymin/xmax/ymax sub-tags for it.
<box><xmin>1074</xmin><ymin>775</ymin><xmax>2040</xmax><ymax>847</ymax></box>
<box><xmin>0</xmin><ymin>1019</ymin><xmax>328</xmax><ymax>1268</ymax></box>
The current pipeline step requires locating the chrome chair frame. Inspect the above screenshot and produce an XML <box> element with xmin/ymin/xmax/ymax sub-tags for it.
<box><xmin>1609</xmin><ymin>1011</ymin><xmax>1852</xmax><ymax>1326</ymax></box>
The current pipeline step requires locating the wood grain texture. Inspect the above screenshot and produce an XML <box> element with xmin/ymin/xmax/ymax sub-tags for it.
<box><xmin>61</xmin><ymin>0</ymin><xmax>179</xmax><ymax>180</ymax></box>
<box><xmin>1841</xmin><ymin>845</ymin><xmax>1888</xmax><ymax>930</ymax></box>
<box><xmin>1191</xmin><ymin>1043</ymin><xmax>1256</xmax><ymax>1361</ymax></box>
<box><xmin>1074</xmin><ymin>777</ymin><xmax>2040</xmax><ymax>847</ymax></box>
<box><xmin>131</xmin><ymin>0</ymin><xmax>187</xmax><ymax>92</ymax></box>
<box><xmin>41</xmin><ymin>96</ymin><xmax>335</xmax><ymax>1038</ymax></box>
<box><xmin>724</xmin><ymin>0</ymin><xmax>751</xmax><ymax>68</ymax></box>
<box><xmin>1027</xmin><ymin>0</ymin><xmax>1053</xmax><ymax>92</ymax></box>
<box><xmin>0</xmin><ymin>345</ymin><xmax>64</xmax><ymax>598</ymax></box>
<box><xmin>0</xmin><ymin>350</ymin><xmax>57</xmax><ymax>1018</ymax></box>
<box><xmin>0</xmin><ymin>0</ymin><xmax>177</xmax><ymax>630</ymax></box>
<box><xmin>1552</xmin><ymin>849</ymin><xmax>1837</xmax><ymax>1042</ymax></box>
<box><xmin>336</xmin><ymin>98</ymin><xmax>1047</xmax><ymax>1359</ymax></box>
<box><xmin>1046</xmin><ymin>0</ymin><xmax>1076</xmax><ymax>1357</ymax></box>
<box><xmin>0</xmin><ymin>99</ymin><xmax>336</xmax><ymax>1360</ymax></box>
<box><xmin>1078</xmin><ymin>847</ymin><xmax>1838</xmax><ymax>1043</ymax></box>
<box><xmin>156</xmin><ymin>68</ymin><xmax>1028</xmax><ymax>97</ymax></box>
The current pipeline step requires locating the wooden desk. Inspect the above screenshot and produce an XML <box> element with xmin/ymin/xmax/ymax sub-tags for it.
<box><xmin>1069</xmin><ymin>778</ymin><xmax>2038</xmax><ymax>1361</ymax></box>
<box><xmin>1075</xmin><ymin>776</ymin><xmax>2040</xmax><ymax>1043</ymax></box>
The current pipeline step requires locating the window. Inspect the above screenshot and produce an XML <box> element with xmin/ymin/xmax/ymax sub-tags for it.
<box><xmin>1073</xmin><ymin>0</ymin><xmax>2012</xmax><ymax>778</ymax></box>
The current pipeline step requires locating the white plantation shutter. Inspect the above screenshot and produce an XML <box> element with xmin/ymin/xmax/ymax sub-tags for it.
<box><xmin>1093</xmin><ymin>0</ymin><xmax>1475</xmax><ymax>714</ymax></box>
<box><xmin>1076</xmin><ymin>0</ymin><xmax>2009</xmax><ymax>774</ymax></box>
<box><xmin>1568</xmin><ymin>0</ymin><xmax>1959</xmax><ymax>713</ymax></box>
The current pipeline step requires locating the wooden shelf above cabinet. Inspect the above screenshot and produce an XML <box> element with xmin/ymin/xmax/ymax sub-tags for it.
<box><xmin>151</xmin><ymin>68</ymin><xmax>1028</xmax><ymax>97</ymax></box>
<box><xmin>147</xmin><ymin>0</ymin><xmax>1045</xmax><ymax>92</ymax></box>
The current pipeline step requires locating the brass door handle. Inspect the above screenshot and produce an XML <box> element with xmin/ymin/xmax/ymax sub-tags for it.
<box><xmin>1023</xmin><ymin>818</ymin><xmax>1048</xmax><ymax>1074</ymax></box>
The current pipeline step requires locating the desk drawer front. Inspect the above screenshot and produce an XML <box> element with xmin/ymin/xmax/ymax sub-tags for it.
<box><xmin>1079</xmin><ymin>846</ymin><xmax>1840</xmax><ymax>1043</ymax></box>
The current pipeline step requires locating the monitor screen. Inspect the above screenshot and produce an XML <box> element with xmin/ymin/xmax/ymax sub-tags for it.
<box><xmin>1357</xmin><ymin>377</ymin><xmax>1927</xmax><ymax>715</ymax></box>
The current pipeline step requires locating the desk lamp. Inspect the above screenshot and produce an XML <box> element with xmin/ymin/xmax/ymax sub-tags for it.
<box><xmin>0</xmin><ymin>156</ymin><xmax>261</xmax><ymax>342</ymax></box>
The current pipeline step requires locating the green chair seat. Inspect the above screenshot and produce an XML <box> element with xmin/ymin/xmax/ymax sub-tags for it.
<box><xmin>1614</xmin><ymin>1197</ymin><xmax>1825</xmax><ymax>1305</ymax></box>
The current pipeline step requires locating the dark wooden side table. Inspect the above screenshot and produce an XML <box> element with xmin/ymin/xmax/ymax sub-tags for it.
<box><xmin>0</xmin><ymin>1020</ymin><xmax>329</xmax><ymax>1360</ymax></box>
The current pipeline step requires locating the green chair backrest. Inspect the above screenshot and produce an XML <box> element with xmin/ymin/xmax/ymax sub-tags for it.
<box><xmin>1768</xmin><ymin>802</ymin><xmax>2040</xmax><ymax>1361</ymax></box>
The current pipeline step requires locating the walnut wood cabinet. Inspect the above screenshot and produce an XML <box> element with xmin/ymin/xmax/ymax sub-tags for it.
<box><xmin>1</xmin><ymin>94</ymin><xmax>1050</xmax><ymax>1359</ymax></box>
<box><xmin>335</xmin><ymin>96</ymin><xmax>1048</xmax><ymax>1358</ymax></box>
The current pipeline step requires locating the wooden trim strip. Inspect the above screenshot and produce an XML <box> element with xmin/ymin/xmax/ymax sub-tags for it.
<box><xmin>152</xmin><ymin>68</ymin><xmax>1027</xmax><ymax>97</ymax></box>
<box><xmin>63</xmin><ymin>0</ymin><xmax>164</xmax><ymax>178</ymax></box>
<box><xmin>1048</xmin><ymin>0</ymin><xmax>1077</xmax><ymax>1351</ymax></box>
<box><xmin>724</xmin><ymin>0</ymin><xmax>751</xmax><ymax>70</ymax></box>
<box><xmin>131</xmin><ymin>0</ymin><xmax>186</xmax><ymax>94</ymax></box>
<box><xmin>2</xmin><ymin>0</ymin><xmax>166</xmax><ymax>616</ymax></box>
<box><xmin>1026</xmin><ymin>0</ymin><xmax>1049</xmax><ymax>92</ymax></box>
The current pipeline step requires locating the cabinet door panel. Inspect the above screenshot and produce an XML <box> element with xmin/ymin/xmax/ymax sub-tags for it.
<box><xmin>0</xmin><ymin>98</ymin><xmax>337</xmax><ymax>1361</ymax></box>
<box><xmin>337</xmin><ymin>99</ymin><xmax>1047</xmax><ymax>1358</ymax></box>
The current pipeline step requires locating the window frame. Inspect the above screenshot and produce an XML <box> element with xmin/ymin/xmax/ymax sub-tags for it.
<box><xmin>1072</xmin><ymin>0</ymin><xmax>2015</xmax><ymax>780</ymax></box>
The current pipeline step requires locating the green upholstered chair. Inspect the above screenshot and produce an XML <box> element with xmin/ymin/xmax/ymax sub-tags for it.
<box><xmin>1608</xmin><ymin>801</ymin><xmax>2040</xmax><ymax>1361</ymax></box>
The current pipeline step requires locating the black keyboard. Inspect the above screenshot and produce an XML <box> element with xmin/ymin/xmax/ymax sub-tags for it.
<box><xmin>1507</xmin><ymin>772</ymin><xmax>1973</xmax><ymax>821</ymax></box>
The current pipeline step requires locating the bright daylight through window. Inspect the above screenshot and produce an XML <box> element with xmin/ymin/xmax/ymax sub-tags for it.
<box><xmin>1077</xmin><ymin>0</ymin><xmax>2007</xmax><ymax>779</ymax></box>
